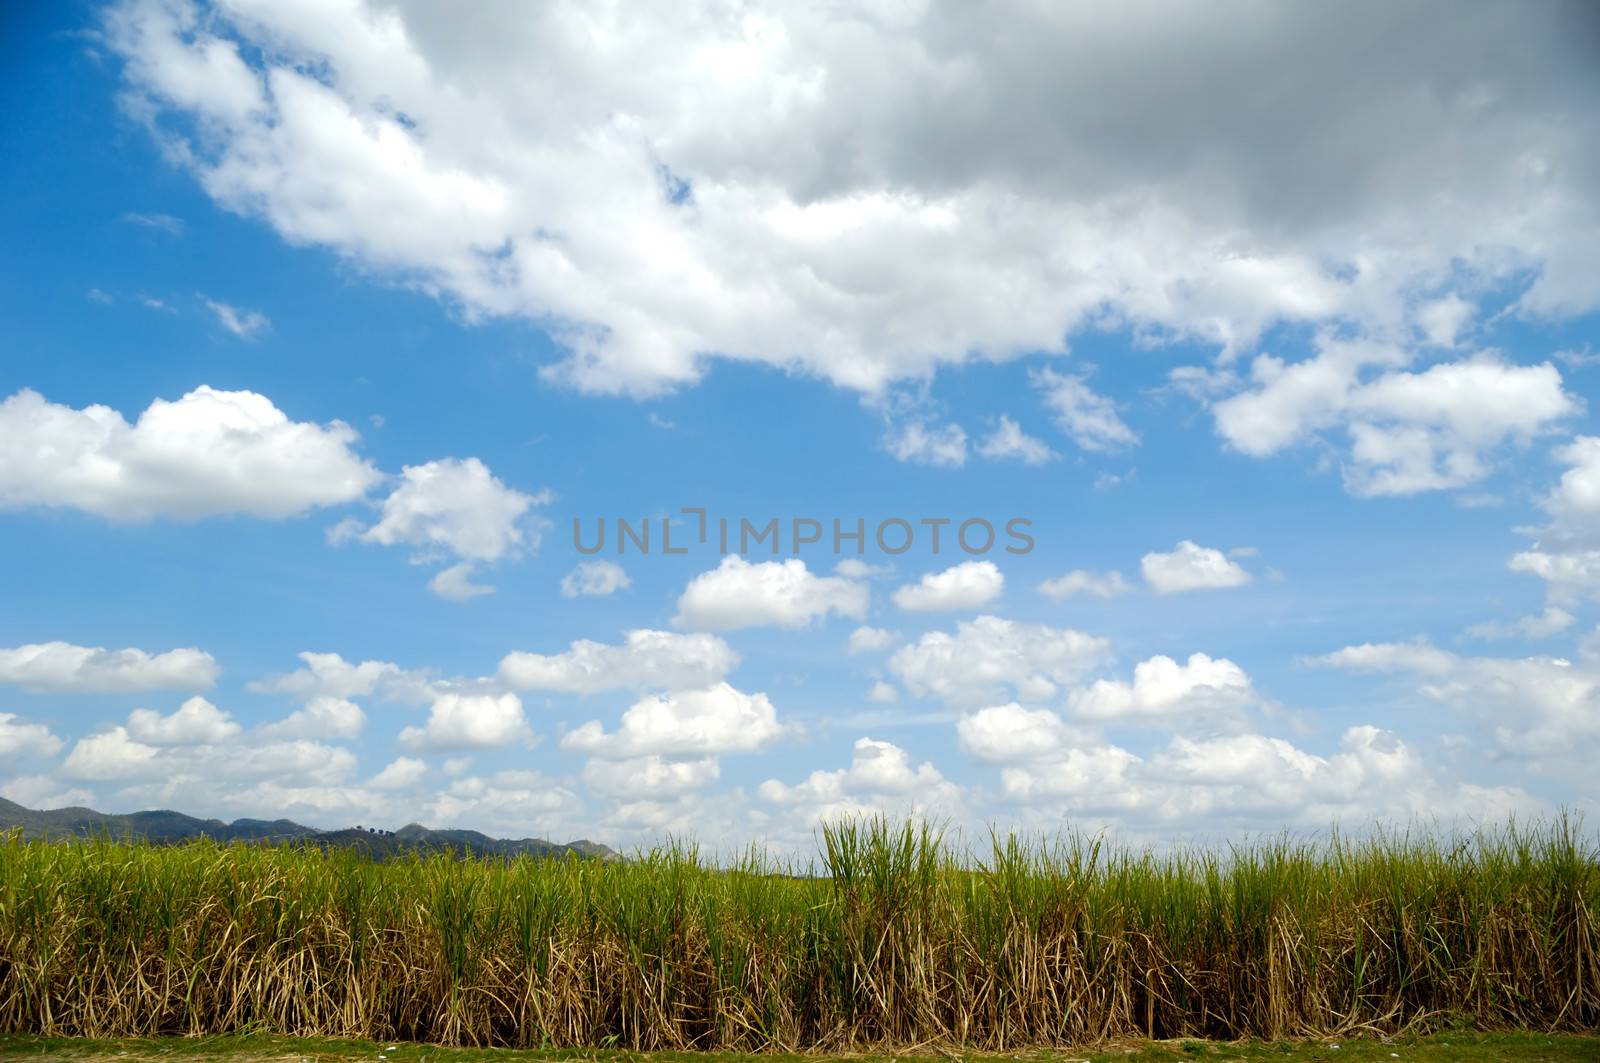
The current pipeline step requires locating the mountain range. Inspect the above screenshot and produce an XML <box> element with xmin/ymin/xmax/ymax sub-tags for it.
<box><xmin>0</xmin><ymin>796</ymin><xmax>619</xmax><ymax>861</ymax></box>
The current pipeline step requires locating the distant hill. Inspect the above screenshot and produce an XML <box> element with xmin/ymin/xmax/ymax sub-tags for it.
<box><xmin>0</xmin><ymin>796</ymin><xmax>619</xmax><ymax>861</ymax></box>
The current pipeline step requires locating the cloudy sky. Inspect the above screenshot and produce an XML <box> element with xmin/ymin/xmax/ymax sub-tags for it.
<box><xmin>3</xmin><ymin>0</ymin><xmax>1599</xmax><ymax>851</ymax></box>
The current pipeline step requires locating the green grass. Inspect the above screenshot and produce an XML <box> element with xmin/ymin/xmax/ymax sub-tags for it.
<box><xmin>0</xmin><ymin>817</ymin><xmax>1596</xmax><ymax>1051</ymax></box>
<box><xmin>1</xmin><ymin>1031</ymin><xmax>1597</xmax><ymax>1062</ymax></box>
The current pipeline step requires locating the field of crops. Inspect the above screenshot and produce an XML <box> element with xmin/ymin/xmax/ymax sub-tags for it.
<box><xmin>0</xmin><ymin>818</ymin><xmax>1595</xmax><ymax>1052</ymax></box>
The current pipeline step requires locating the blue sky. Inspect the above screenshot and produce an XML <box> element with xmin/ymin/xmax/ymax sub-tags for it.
<box><xmin>2</xmin><ymin>1</ymin><xmax>1599</xmax><ymax>851</ymax></box>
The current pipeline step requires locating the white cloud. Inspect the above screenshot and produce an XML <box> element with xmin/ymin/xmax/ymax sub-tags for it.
<box><xmin>398</xmin><ymin>692</ymin><xmax>533</xmax><ymax>752</ymax></box>
<box><xmin>260</xmin><ymin>696</ymin><xmax>366</xmax><ymax>741</ymax></box>
<box><xmin>0</xmin><ymin>774</ymin><xmax>93</xmax><ymax>810</ymax></box>
<box><xmin>1211</xmin><ymin>340</ymin><xmax>1579</xmax><ymax>496</ymax></box>
<box><xmin>125</xmin><ymin>696</ymin><xmax>240</xmax><ymax>746</ymax></box>
<box><xmin>368</xmin><ymin>756</ymin><xmax>427</xmax><ymax>791</ymax></box>
<box><xmin>996</xmin><ymin>744</ymin><xmax>1147</xmax><ymax>805</ymax></box>
<box><xmin>758</xmin><ymin>737</ymin><xmax>961</xmax><ymax>829</ymax></box>
<box><xmin>981</xmin><ymin>716</ymin><xmax>1535</xmax><ymax>829</ymax></box>
<box><xmin>109</xmin><ymin>3</ymin><xmax>1600</xmax><ymax>397</ymax></box>
<box><xmin>1132</xmin><ymin>728</ymin><xmax>1423</xmax><ymax>821</ymax></box>
<box><xmin>58</xmin><ymin>700</ymin><xmax>361</xmax><ymax>797</ymax></box>
<box><xmin>0</xmin><ymin>714</ymin><xmax>64</xmax><ymax>764</ymax></box>
<box><xmin>61</xmin><ymin>728</ymin><xmax>163</xmax><ymax>781</ymax></box>
<box><xmin>675</xmin><ymin>556</ymin><xmax>868</xmax><ymax>630</ymax></box>
<box><xmin>428</xmin><ymin>562</ymin><xmax>495</xmax><ymax>601</ymax></box>
<box><xmin>1464</xmin><ymin>607</ymin><xmax>1576</xmax><ymax>641</ymax></box>
<box><xmin>424</xmin><ymin>771</ymin><xmax>581</xmax><ymax>838</ymax></box>
<box><xmin>1066</xmin><ymin>653</ymin><xmax>1259</xmax><ymax>724</ymax></box>
<box><xmin>204</xmin><ymin>297</ymin><xmax>270</xmax><ymax>338</ymax></box>
<box><xmin>0</xmin><ymin>642</ymin><xmax>217</xmax><ymax>693</ymax></box>
<box><xmin>344</xmin><ymin>457</ymin><xmax>545</xmax><ymax>563</ymax></box>
<box><xmin>893</xmin><ymin>560</ymin><xmax>1004</xmax><ymax>613</ymax></box>
<box><xmin>976</xmin><ymin>415</ymin><xmax>1055</xmax><ymax>464</ymax></box>
<box><xmin>957</xmin><ymin>703</ymin><xmax>1084</xmax><ymax>764</ymax></box>
<box><xmin>848</xmin><ymin>626</ymin><xmax>900</xmax><ymax>654</ymax></box>
<box><xmin>121</xmin><ymin>210</ymin><xmax>184</xmax><ymax>235</ymax></box>
<box><xmin>1509</xmin><ymin>549</ymin><xmax>1600</xmax><ymax>603</ymax></box>
<box><xmin>1032</xmin><ymin>369</ymin><xmax>1137</xmax><ymax>452</ymax></box>
<box><xmin>1311</xmin><ymin>639</ymin><xmax>1600</xmax><ymax>762</ymax></box>
<box><xmin>1507</xmin><ymin>437</ymin><xmax>1600</xmax><ymax>605</ymax></box>
<box><xmin>890</xmin><ymin>615</ymin><xmax>1110</xmax><ymax>706</ymax></box>
<box><xmin>1544</xmin><ymin>436</ymin><xmax>1600</xmax><ymax>521</ymax></box>
<box><xmin>1309</xmin><ymin>638</ymin><xmax>1460</xmax><ymax>676</ymax></box>
<box><xmin>250</xmin><ymin>651</ymin><xmax>420</xmax><ymax>702</ymax></box>
<box><xmin>222</xmin><ymin>741</ymin><xmax>358</xmax><ymax>786</ymax></box>
<box><xmin>562</xmin><ymin>683</ymin><xmax>786</xmax><ymax>758</ymax></box>
<box><xmin>1414</xmin><ymin>294</ymin><xmax>1474</xmax><ymax>348</ymax></box>
<box><xmin>1141</xmin><ymin>540</ymin><xmax>1252</xmax><ymax>595</ymax></box>
<box><xmin>40</xmin><ymin>716</ymin><xmax>395</xmax><ymax>825</ymax></box>
<box><xmin>833</xmin><ymin>559</ymin><xmax>885</xmax><ymax>579</ymax></box>
<box><xmin>582</xmin><ymin>755</ymin><xmax>720</xmax><ymax>799</ymax></box>
<box><xmin>885</xmin><ymin>420</ymin><xmax>967</xmax><ymax>467</ymax></box>
<box><xmin>1094</xmin><ymin>471</ymin><xmax>1127</xmax><ymax>490</ymax></box>
<box><xmin>1037</xmin><ymin>569</ymin><xmax>1131</xmax><ymax>600</ymax></box>
<box><xmin>561</xmin><ymin>559</ymin><xmax>632</xmax><ymax>598</ymax></box>
<box><xmin>0</xmin><ymin>385</ymin><xmax>380</xmax><ymax>520</ymax></box>
<box><xmin>867</xmin><ymin>680</ymin><xmax>899</xmax><ymax>704</ymax></box>
<box><xmin>499</xmin><ymin>629</ymin><xmax>737</xmax><ymax>694</ymax></box>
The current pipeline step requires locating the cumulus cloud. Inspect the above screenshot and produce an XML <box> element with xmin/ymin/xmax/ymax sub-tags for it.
<box><xmin>424</xmin><ymin>771</ymin><xmax>582</xmax><ymax>838</ymax></box>
<box><xmin>1032</xmin><ymin>369</ymin><xmax>1137</xmax><ymax>452</ymax></box>
<box><xmin>0</xmin><ymin>774</ymin><xmax>93</xmax><ymax>811</ymax></box>
<box><xmin>106</xmin><ymin>2</ymin><xmax>1600</xmax><ymax>399</ymax></box>
<box><xmin>561</xmin><ymin>559</ymin><xmax>632</xmax><ymax>598</ymax></box>
<box><xmin>1507</xmin><ymin>436</ymin><xmax>1600</xmax><ymax>605</ymax></box>
<box><xmin>957</xmin><ymin>703</ymin><xmax>1086</xmax><ymax>764</ymax></box>
<box><xmin>398</xmin><ymin>692</ymin><xmax>533</xmax><ymax>752</ymax></box>
<box><xmin>758</xmin><ymin>737</ymin><xmax>961</xmax><ymax>827</ymax></box>
<box><xmin>0</xmin><ymin>714</ymin><xmax>64</xmax><ymax>764</ymax></box>
<box><xmin>1311</xmin><ymin>639</ymin><xmax>1600</xmax><ymax>763</ymax></box>
<box><xmin>125</xmin><ymin>696</ymin><xmax>240</xmax><ymax>746</ymax></box>
<box><xmin>341</xmin><ymin>457</ymin><xmax>545</xmax><ymax>563</ymax></box>
<box><xmin>890</xmin><ymin>615</ymin><xmax>1110</xmax><ymax>706</ymax></box>
<box><xmin>675</xmin><ymin>556</ymin><xmax>868</xmax><ymax>630</ymax></box>
<box><xmin>561</xmin><ymin>683</ymin><xmax>787</xmax><ymax>759</ymax></box>
<box><xmin>249</xmin><ymin>651</ymin><xmax>424</xmax><ymax>702</ymax></box>
<box><xmin>62</xmin><ymin>716</ymin><xmax>357</xmax><ymax>794</ymax></box>
<box><xmin>893</xmin><ymin>560</ymin><xmax>1004</xmax><ymax>612</ymax></box>
<box><xmin>27</xmin><ymin>695</ymin><xmax>462</xmax><ymax>827</ymax></box>
<box><xmin>1414</xmin><ymin>294</ymin><xmax>1475</xmax><ymax>348</ymax></box>
<box><xmin>1209</xmin><ymin>340</ymin><xmax>1579</xmax><ymax>496</ymax></box>
<box><xmin>976</xmin><ymin>416</ymin><xmax>1055</xmax><ymax>464</ymax></box>
<box><xmin>1141</xmin><ymin>541</ymin><xmax>1252</xmax><ymax>594</ymax></box>
<box><xmin>972</xmin><ymin>709</ymin><xmax>1534</xmax><ymax>829</ymax></box>
<box><xmin>0</xmin><ymin>385</ymin><xmax>380</xmax><ymax>520</ymax></box>
<box><xmin>61</xmin><ymin>728</ymin><xmax>163</xmax><ymax>782</ymax></box>
<box><xmin>368</xmin><ymin>756</ymin><xmax>428</xmax><ymax>791</ymax></box>
<box><xmin>259</xmin><ymin>696</ymin><xmax>366</xmax><ymax>741</ymax></box>
<box><xmin>499</xmin><ymin>629</ymin><xmax>737</xmax><ymax>694</ymax></box>
<box><xmin>1037</xmin><ymin>569</ymin><xmax>1131</xmax><ymax>600</ymax></box>
<box><xmin>0</xmin><ymin>641</ymin><xmax>217</xmax><ymax>693</ymax></box>
<box><xmin>582</xmin><ymin>755</ymin><xmax>720</xmax><ymax>799</ymax></box>
<box><xmin>1066</xmin><ymin>653</ymin><xmax>1260</xmax><ymax>724</ymax></box>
